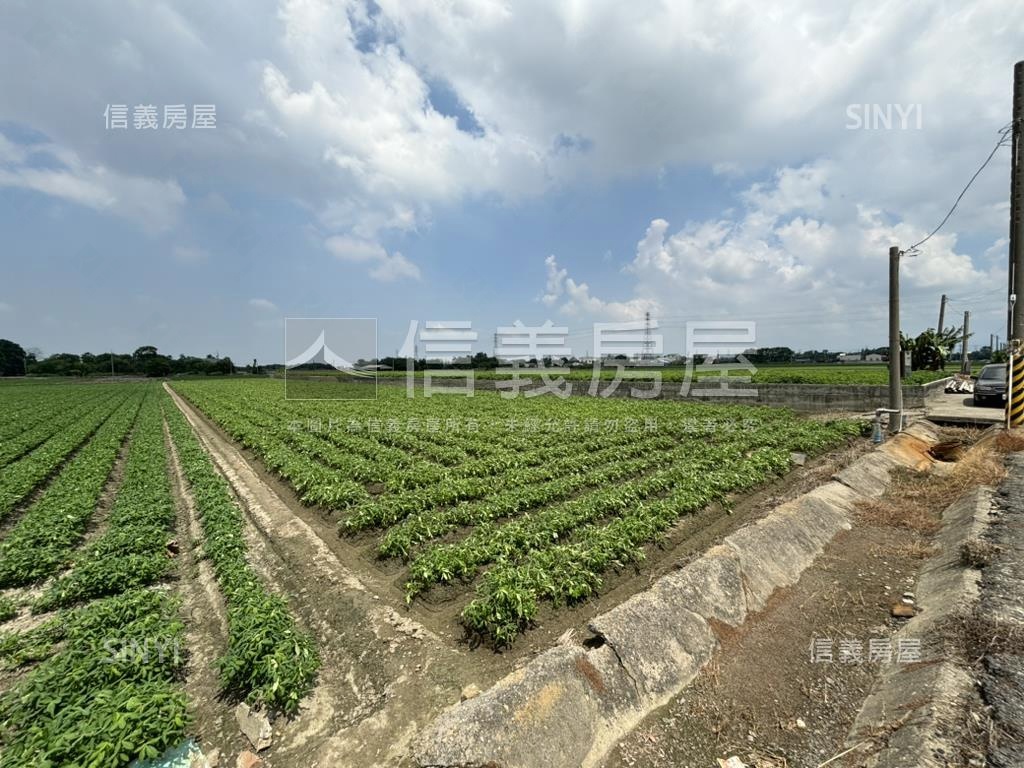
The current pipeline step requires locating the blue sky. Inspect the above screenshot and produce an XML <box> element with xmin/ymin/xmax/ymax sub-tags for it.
<box><xmin>0</xmin><ymin>0</ymin><xmax>1020</xmax><ymax>363</ymax></box>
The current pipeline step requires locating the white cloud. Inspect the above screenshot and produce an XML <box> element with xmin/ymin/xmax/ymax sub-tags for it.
<box><xmin>539</xmin><ymin>255</ymin><xmax>567</xmax><ymax>306</ymax></box>
<box><xmin>539</xmin><ymin>160</ymin><xmax>999</xmax><ymax>347</ymax></box>
<box><xmin>325</xmin><ymin>235</ymin><xmax>421</xmax><ymax>282</ymax></box>
<box><xmin>248</xmin><ymin>298</ymin><xmax>279</xmax><ymax>312</ymax></box>
<box><xmin>0</xmin><ymin>139</ymin><xmax>184</xmax><ymax>232</ymax></box>
<box><xmin>539</xmin><ymin>254</ymin><xmax>659</xmax><ymax>321</ymax></box>
<box><xmin>0</xmin><ymin>301</ymin><xmax>12</xmax><ymax>313</ymax></box>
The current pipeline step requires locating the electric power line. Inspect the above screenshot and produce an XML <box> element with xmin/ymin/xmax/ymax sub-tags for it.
<box><xmin>903</xmin><ymin>122</ymin><xmax>1016</xmax><ymax>255</ymax></box>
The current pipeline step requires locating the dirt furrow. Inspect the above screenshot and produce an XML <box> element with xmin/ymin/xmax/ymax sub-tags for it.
<box><xmin>164</xmin><ymin>382</ymin><xmax>484</xmax><ymax>767</ymax></box>
<box><xmin>164</xmin><ymin>415</ymin><xmax>243</xmax><ymax>759</ymax></box>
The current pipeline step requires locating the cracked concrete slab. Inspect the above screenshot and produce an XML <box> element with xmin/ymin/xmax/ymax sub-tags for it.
<box><xmin>589</xmin><ymin>596</ymin><xmax>717</xmax><ymax>705</ymax></box>
<box><xmin>649</xmin><ymin>546</ymin><xmax>747</xmax><ymax>627</ymax></box>
<box><xmin>415</xmin><ymin>644</ymin><xmax>639</xmax><ymax>768</ymax></box>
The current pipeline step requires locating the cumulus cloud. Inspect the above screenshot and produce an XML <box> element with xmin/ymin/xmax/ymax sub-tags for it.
<box><xmin>540</xmin><ymin>160</ymin><xmax>998</xmax><ymax>347</ymax></box>
<box><xmin>0</xmin><ymin>0</ymin><xmax>1017</xmax><ymax>335</ymax></box>
<box><xmin>324</xmin><ymin>235</ymin><xmax>421</xmax><ymax>282</ymax></box>
<box><xmin>539</xmin><ymin>254</ymin><xmax>659</xmax><ymax>321</ymax></box>
<box><xmin>539</xmin><ymin>255</ymin><xmax>567</xmax><ymax>306</ymax></box>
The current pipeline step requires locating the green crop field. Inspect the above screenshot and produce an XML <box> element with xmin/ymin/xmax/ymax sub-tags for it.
<box><xmin>373</xmin><ymin>363</ymin><xmax>959</xmax><ymax>386</ymax></box>
<box><xmin>0</xmin><ymin>382</ymin><xmax>315</xmax><ymax>766</ymax></box>
<box><xmin>172</xmin><ymin>378</ymin><xmax>863</xmax><ymax>645</ymax></box>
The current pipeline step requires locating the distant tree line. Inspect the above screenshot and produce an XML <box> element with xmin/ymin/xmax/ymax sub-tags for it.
<box><xmin>0</xmin><ymin>339</ymin><xmax>236</xmax><ymax>378</ymax></box>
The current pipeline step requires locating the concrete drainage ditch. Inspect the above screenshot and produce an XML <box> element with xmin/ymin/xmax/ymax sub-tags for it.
<box><xmin>414</xmin><ymin>422</ymin><xmax>944</xmax><ymax>768</ymax></box>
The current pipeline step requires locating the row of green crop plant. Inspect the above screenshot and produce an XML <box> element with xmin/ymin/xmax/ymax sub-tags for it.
<box><xmin>0</xmin><ymin>391</ymin><xmax>144</xmax><ymax>586</ymax></box>
<box><xmin>401</xmin><ymin>410</ymin><xmax>861</xmax><ymax>600</ymax></box>
<box><xmin>164</xmin><ymin>401</ymin><xmax>319</xmax><ymax>714</ymax></box>
<box><xmin>0</xmin><ymin>588</ymin><xmax>189</xmax><ymax>767</ymax></box>
<box><xmin>178</xmin><ymin>380</ymin><xmax>785</xmax><ymax>547</ymax></box>
<box><xmin>0</xmin><ymin>382</ymin><xmax>91</xmax><ymax>435</ymax></box>
<box><xmin>378</xmin><ymin>365</ymin><xmax>953</xmax><ymax>386</ymax></box>
<box><xmin>345</xmin><ymin>433</ymin><xmax>675</xmax><ymax>536</ymax></box>
<box><xmin>180</xmin><ymin>382</ymin><xmax>471</xmax><ymax>475</ymax></box>
<box><xmin>372</xmin><ymin>433</ymin><xmax>685</xmax><ymax>556</ymax></box>
<box><xmin>173</xmin><ymin>379</ymin><xmax>789</xmax><ymax>507</ymax></box>
<box><xmin>461</xmin><ymin>448</ymin><xmax>797</xmax><ymax>644</ymax></box>
<box><xmin>367</xmin><ymin>418</ymin><xmax>687</xmax><ymax>496</ymax></box>
<box><xmin>35</xmin><ymin>394</ymin><xmax>178</xmax><ymax>611</ymax></box>
<box><xmin>403</xmin><ymin>438</ymin><xmax>764</xmax><ymax>599</ymax></box>
<box><xmin>409</xmin><ymin>418</ymin><xmax>863</xmax><ymax>643</ymax></box>
<box><xmin>0</xmin><ymin>384</ymin><xmax>320</xmax><ymax>765</ymax></box>
<box><xmin>0</xmin><ymin>390</ymin><xmax>115</xmax><ymax>468</ymax></box>
<box><xmin>0</xmin><ymin>386</ymin><xmax>137</xmax><ymax>518</ymax></box>
<box><xmin>0</xmin><ymin>384</ymin><xmax>109</xmax><ymax>448</ymax></box>
<box><xmin>171</xmin><ymin>384</ymin><xmax>371</xmax><ymax>510</ymax></box>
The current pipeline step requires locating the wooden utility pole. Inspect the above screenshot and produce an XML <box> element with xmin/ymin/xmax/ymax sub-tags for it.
<box><xmin>938</xmin><ymin>293</ymin><xmax>947</xmax><ymax>334</ymax></box>
<box><xmin>961</xmin><ymin>311</ymin><xmax>971</xmax><ymax>374</ymax></box>
<box><xmin>888</xmin><ymin>246</ymin><xmax>902</xmax><ymax>432</ymax></box>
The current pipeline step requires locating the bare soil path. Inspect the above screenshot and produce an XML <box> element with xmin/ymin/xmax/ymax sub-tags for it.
<box><xmin>164</xmin><ymin>383</ymin><xmax>487</xmax><ymax>768</ymax></box>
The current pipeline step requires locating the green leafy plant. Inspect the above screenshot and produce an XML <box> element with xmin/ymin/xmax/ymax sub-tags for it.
<box><xmin>165</xmin><ymin>399</ymin><xmax>318</xmax><ymax>714</ymax></box>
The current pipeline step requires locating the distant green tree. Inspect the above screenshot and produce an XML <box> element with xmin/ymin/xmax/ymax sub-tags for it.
<box><xmin>0</xmin><ymin>339</ymin><xmax>27</xmax><ymax>376</ymax></box>
<box><xmin>144</xmin><ymin>355</ymin><xmax>172</xmax><ymax>377</ymax></box>
<box><xmin>748</xmin><ymin>346</ymin><xmax>794</xmax><ymax>364</ymax></box>
<box><xmin>900</xmin><ymin>327</ymin><xmax>963</xmax><ymax>371</ymax></box>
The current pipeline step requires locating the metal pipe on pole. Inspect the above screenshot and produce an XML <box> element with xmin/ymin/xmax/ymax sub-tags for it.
<box><xmin>888</xmin><ymin>246</ymin><xmax>902</xmax><ymax>433</ymax></box>
<box><xmin>938</xmin><ymin>293</ymin><xmax>947</xmax><ymax>333</ymax></box>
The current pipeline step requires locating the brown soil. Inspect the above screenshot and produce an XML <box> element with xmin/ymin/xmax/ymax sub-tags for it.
<box><xmin>602</xmin><ymin>431</ymin><xmax>1004</xmax><ymax>768</ymax></box>
<box><xmin>603</xmin><ymin>523</ymin><xmax>921</xmax><ymax>768</ymax></box>
<box><xmin>164</xmin><ymin>383</ymin><xmax>487</xmax><ymax>768</ymax></box>
<box><xmin>164</xmin><ymin>416</ymin><xmax>244</xmax><ymax>760</ymax></box>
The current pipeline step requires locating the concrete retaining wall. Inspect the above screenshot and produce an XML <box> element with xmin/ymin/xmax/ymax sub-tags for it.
<box><xmin>414</xmin><ymin>422</ymin><xmax>942</xmax><ymax>768</ymax></box>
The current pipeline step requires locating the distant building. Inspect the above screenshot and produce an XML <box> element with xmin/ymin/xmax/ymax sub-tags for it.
<box><xmin>865</xmin><ymin>353</ymin><xmax>885</xmax><ymax>362</ymax></box>
<box><xmin>838</xmin><ymin>352</ymin><xmax>862</xmax><ymax>362</ymax></box>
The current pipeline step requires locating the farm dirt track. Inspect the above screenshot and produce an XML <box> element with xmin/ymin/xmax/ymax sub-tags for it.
<box><xmin>164</xmin><ymin>383</ymin><xmax>878</xmax><ymax>766</ymax></box>
<box><xmin>165</xmin><ymin>384</ymin><xmax>485</xmax><ymax>767</ymax></box>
